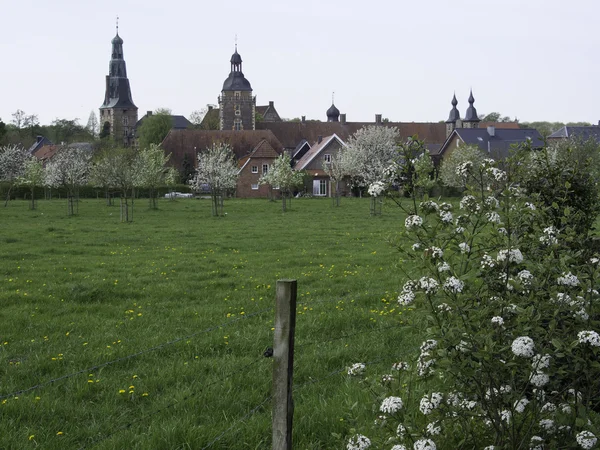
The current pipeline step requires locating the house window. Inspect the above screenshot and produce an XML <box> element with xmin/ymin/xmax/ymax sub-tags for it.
<box><xmin>324</xmin><ymin>154</ymin><xmax>331</xmax><ymax>163</ymax></box>
<box><xmin>234</xmin><ymin>119</ymin><xmax>242</xmax><ymax>131</ymax></box>
<box><xmin>235</xmin><ymin>91</ymin><xmax>241</xmax><ymax>100</ymax></box>
<box><xmin>313</xmin><ymin>179</ymin><xmax>328</xmax><ymax>196</ymax></box>
<box><xmin>235</xmin><ymin>105</ymin><xmax>241</xmax><ymax>116</ymax></box>
<box><xmin>123</xmin><ymin>128</ymin><xmax>128</xmax><ymax>136</ymax></box>
<box><xmin>262</xmin><ymin>164</ymin><xmax>268</xmax><ymax>174</ymax></box>
<box><xmin>251</xmin><ymin>165</ymin><xmax>258</xmax><ymax>173</ymax></box>
<box><xmin>122</xmin><ymin>116</ymin><xmax>129</xmax><ymax>126</ymax></box>
<box><xmin>251</xmin><ymin>184</ymin><xmax>259</xmax><ymax>190</ymax></box>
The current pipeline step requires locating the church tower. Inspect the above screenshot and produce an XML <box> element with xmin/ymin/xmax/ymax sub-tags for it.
<box><xmin>219</xmin><ymin>46</ymin><xmax>256</xmax><ymax>130</ymax></box>
<box><xmin>99</xmin><ymin>22</ymin><xmax>138</xmax><ymax>146</ymax></box>
<box><xmin>445</xmin><ymin>93</ymin><xmax>461</xmax><ymax>137</ymax></box>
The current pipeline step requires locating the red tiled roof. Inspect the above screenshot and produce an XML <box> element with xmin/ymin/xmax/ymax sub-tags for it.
<box><xmin>257</xmin><ymin>121</ymin><xmax>447</xmax><ymax>149</ymax></box>
<box><xmin>161</xmin><ymin>129</ymin><xmax>284</xmax><ymax>170</ymax></box>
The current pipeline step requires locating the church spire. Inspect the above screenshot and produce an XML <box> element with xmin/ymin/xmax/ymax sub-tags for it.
<box><xmin>463</xmin><ymin>89</ymin><xmax>480</xmax><ymax>127</ymax></box>
<box><xmin>446</xmin><ymin>93</ymin><xmax>460</xmax><ymax>123</ymax></box>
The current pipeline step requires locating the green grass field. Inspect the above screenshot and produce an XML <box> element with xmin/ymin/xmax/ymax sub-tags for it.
<box><xmin>0</xmin><ymin>197</ymin><xmax>420</xmax><ymax>449</ymax></box>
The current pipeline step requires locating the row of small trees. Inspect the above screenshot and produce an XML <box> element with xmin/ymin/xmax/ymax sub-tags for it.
<box><xmin>0</xmin><ymin>144</ymin><xmax>176</xmax><ymax>220</ymax></box>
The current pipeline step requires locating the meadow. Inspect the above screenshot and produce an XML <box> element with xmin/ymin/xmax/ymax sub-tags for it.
<box><xmin>0</xmin><ymin>196</ymin><xmax>420</xmax><ymax>449</ymax></box>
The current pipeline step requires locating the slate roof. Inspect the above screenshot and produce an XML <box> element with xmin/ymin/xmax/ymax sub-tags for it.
<box><xmin>198</xmin><ymin>108</ymin><xmax>220</xmax><ymax>130</ymax></box>
<box><xmin>442</xmin><ymin>127</ymin><xmax>543</xmax><ymax>160</ymax></box>
<box><xmin>160</xmin><ymin>129</ymin><xmax>284</xmax><ymax>171</ymax></box>
<box><xmin>33</xmin><ymin>142</ymin><xmax>94</xmax><ymax>162</ymax></box>
<box><xmin>135</xmin><ymin>114</ymin><xmax>192</xmax><ymax>131</ymax></box>
<box><xmin>548</xmin><ymin>126</ymin><xmax>600</xmax><ymax>142</ymax></box>
<box><xmin>257</xmin><ymin>121</ymin><xmax>447</xmax><ymax>150</ymax></box>
<box><xmin>295</xmin><ymin>134</ymin><xmax>345</xmax><ymax>170</ymax></box>
<box><xmin>28</xmin><ymin>136</ymin><xmax>52</xmax><ymax>155</ymax></box>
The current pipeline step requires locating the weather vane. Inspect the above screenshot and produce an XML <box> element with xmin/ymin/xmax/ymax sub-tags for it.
<box><xmin>332</xmin><ymin>92</ymin><xmax>335</xmax><ymax>104</ymax></box>
<box><xmin>235</xmin><ymin>34</ymin><xmax>238</xmax><ymax>50</ymax></box>
<box><xmin>116</xmin><ymin>15</ymin><xmax>119</xmax><ymax>34</ymax></box>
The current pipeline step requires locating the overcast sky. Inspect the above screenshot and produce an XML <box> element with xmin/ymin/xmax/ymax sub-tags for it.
<box><xmin>2</xmin><ymin>0</ymin><xmax>599</xmax><ymax>127</ymax></box>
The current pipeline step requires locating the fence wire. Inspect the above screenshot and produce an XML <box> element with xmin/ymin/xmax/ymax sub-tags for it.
<box><xmin>0</xmin><ymin>306</ymin><xmax>273</xmax><ymax>401</ymax></box>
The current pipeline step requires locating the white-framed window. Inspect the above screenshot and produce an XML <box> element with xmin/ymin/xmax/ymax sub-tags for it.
<box><xmin>324</xmin><ymin>154</ymin><xmax>331</xmax><ymax>163</ymax></box>
<box><xmin>273</xmin><ymin>186</ymin><xmax>280</xmax><ymax>190</ymax></box>
<box><xmin>251</xmin><ymin>184</ymin><xmax>259</xmax><ymax>190</ymax></box>
<box><xmin>313</xmin><ymin>179</ymin><xmax>328</xmax><ymax>196</ymax></box>
<box><xmin>251</xmin><ymin>165</ymin><xmax>258</xmax><ymax>173</ymax></box>
<box><xmin>262</xmin><ymin>164</ymin><xmax>269</xmax><ymax>174</ymax></box>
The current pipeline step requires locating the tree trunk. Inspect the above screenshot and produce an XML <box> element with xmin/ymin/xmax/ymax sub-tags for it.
<box><xmin>4</xmin><ymin>184</ymin><xmax>13</xmax><ymax>207</ymax></box>
<box><xmin>30</xmin><ymin>186</ymin><xmax>36</xmax><ymax>210</ymax></box>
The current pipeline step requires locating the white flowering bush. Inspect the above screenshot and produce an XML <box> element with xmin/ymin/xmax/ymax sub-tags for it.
<box><xmin>346</xmin><ymin>144</ymin><xmax>600</xmax><ymax>448</ymax></box>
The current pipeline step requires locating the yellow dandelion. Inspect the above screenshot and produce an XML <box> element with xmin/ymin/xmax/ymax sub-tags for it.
<box><xmin>119</xmin><ymin>389</ymin><xmax>125</xmax><ymax>394</ymax></box>
<box><xmin>56</xmin><ymin>431</ymin><xmax>63</xmax><ymax>436</ymax></box>
<box><xmin>29</xmin><ymin>435</ymin><xmax>35</xmax><ymax>441</ymax></box>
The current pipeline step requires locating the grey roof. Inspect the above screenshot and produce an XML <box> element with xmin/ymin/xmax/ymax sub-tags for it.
<box><xmin>464</xmin><ymin>90</ymin><xmax>480</xmax><ymax>122</ymax></box>
<box><xmin>230</xmin><ymin>49</ymin><xmax>242</xmax><ymax>65</ymax></box>
<box><xmin>134</xmin><ymin>114</ymin><xmax>192</xmax><ymax>132</ymax></box>
<box><xmin>100</xmin><ymin>32</ymin><xmax>137</xmax><ymax>110</ymax></box>
<box><xmin>548</xmin><ymin>126</ymin><xmax>600</xmax><ymax>142</ymax></box>
<box><xmin>447</xmin><ymin>127</ymin><xmax>543</xmax><ymax>159</ymax></box>
<box><xmin>222</xmin><ymin>71</ymin><xmax>252</xmax><ymax>91</ymax></box>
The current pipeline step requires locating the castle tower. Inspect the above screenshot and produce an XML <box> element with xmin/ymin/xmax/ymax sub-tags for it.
<box><xmin>99</xmin><ymin>22</ymin><xmax>138</xmax><ymax>146</ymax></box>
<box><xmin>445</xmin><ymin>93</ymin><xmax>461</xmax><ymax>137</ymax></box>
<box><xmin>219</xmin><ymin>46</ymin><xmax>256</xmax><ymax>130</ymax></box>
<box><xmin>463</xmin><ymin>89</ymin><xmax>481</xmax><ymax>129</ymax></box>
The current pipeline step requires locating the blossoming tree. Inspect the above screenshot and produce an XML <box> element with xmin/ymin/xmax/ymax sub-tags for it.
<box><xmin>346</xmin><ymin>140</ymin><xmax>600</xmax><ymax>449</ymax></box>
<box><xmin>190</xmin><ymin>143</ymin><xmax>238</xmax><ymax>217</ymax></box>
<box><xmin>18</xmin><ymin>156</ymin><xmax>44</xmax><ymax>210</ymax></box>
<box><xmin>133</xmin><ymin>144</ymin><xmax>172</xmax><ymax>209</ymax></box>
<box><xmin>260</xmin><ymin>153</ymin><xmax>303</xmax><ymax>212</ymax></box>
<box><xmin>0</xmin><ymin>144</ymin><xmax>28</xmax><ymax>206</ymax></box>
<box><xmin>323</xmin><ymin>147</ymin><xmax>356</xmax><ymax>207</ymax></box>
<box><xmin>44</xmin><ymin>146</ymin><xmax>92</xmax><ymax>216</ymax></box>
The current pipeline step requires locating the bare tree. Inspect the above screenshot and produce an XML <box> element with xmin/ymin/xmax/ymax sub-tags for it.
<box><xmin>11</xmin><ymin>110</ymin><xmax>26</xmax><ymax>129</ymax></box>
<box><xmin>18</xmin><ymin>157</ymin><xmax>44</xmax><ymax>210</ymax></box>
<box><xmin>86</xmin><ymin>111</ymin><xmax>99</xmax><ymax>138</ymax></box>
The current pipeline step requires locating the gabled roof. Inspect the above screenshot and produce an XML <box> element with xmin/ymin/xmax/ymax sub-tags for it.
<box><xmin>292</xmin><ymin>139</ymin><xmax>310</xmax><ymax>160</ymax></box>
<box><xmin>33</xmin><ymin>142</ymin><xmax>94</xmax><ymax>162</ymax></box>
<box><xmin>257</xmin><ymin>121</ymin><xmax>447</xmax><ymax>149</ymax></box>
<box><xmin>238</xmin><ymin>139</ymin><xmax>281</xmax><ymax>172</ymax></box>
<box><xmin>160</xmin><ymin>129</ymin><xmax>284</xmax><ymax>170</ymax></box>
<box><xmin>295</xmin><ymin>134</ymin><xmax>346</xmax><ymax>170</ymax></box>
<box><xmin>548</xmin><ymin>126</ymin><xmax>600</xmax><ymax>142</ymax></box>
<box><xmin>28</xmin><ymin>136</ymin><xmax>52</xmax><ymax>155</ymax></box>
<box><xmin>440</xmin><ymin>127</ymin><xmax>543</xmax><ymax>160</ymax></box>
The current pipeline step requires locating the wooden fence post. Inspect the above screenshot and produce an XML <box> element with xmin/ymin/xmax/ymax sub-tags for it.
<box><xmin>272</xmin><ymin>279</ymin><xmax>297</xmax><ymax>450</ymax></box>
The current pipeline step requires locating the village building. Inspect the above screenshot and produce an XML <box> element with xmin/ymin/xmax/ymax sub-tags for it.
<box><xmin>237</xmin><ymin>139</ymin><xmax>282</xmax><ymax>198</ymax></box>
<box><xmin>548</xmin><ymin>123</ymin><xmax>600</xmax><ymax>143</ymax></box>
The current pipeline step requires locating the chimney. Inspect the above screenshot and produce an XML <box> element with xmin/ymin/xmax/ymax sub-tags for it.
<box><xmin>375</xmin><ymin>114</ymin><xmax>382</xmax><ymax>125</ymax></box>
<box><xmin>301</xmin><ymin>116</ymin><xmax>306</xmax><ymax>123</ymax></box>
<box><xmin>487</xmin><ymin>126</ymin><xmax>496</xmax><ymax>137</ymax></box>
<box><xmin>340</xmin><ymin>113</ymin><xmax>346</xmax><ymax>124</ymax></box>
<box><xmin>269</xmin><ymin>101</ymin><xmax>274</xmax><ymax>107</ymax></box>
<box><xmin>36</xmin><ymin>135</ymin><xmax>43</xmax><ymax>143</ymax></box>
<box><xmin>317</xmin><ymin>135</ymin><xmax>323</xmax><ymax>144</ymax></box>
<box><xmin>147</xmin><ymin>111</ymin><xmax>153</xmax><ymax>116</ymax></box>
<box><xmin>208</xmin><ymin>105</ymin><xmax>213</xmax><ymax>111</ymax></box>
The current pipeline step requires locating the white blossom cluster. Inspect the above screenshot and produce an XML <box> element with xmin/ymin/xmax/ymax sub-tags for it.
<box><xmin>500</xmin><ymin>409</ymin><xmax>512</xmax><ymax>424</ymax></box>
<box><xmin>530</xmin><ymin>435</ymin><xmax>544</xmax><ymax>450</ymax></box>
<box><xmin>439</xmin><ymin>210</ymin><xmax>453</xmax><ymax>224</ymax></box>
<box><xmin>540</xmin><ymin>226</ymin><xmax>559</xmax><ymax>245</ymax></box>
<box><xmin>456</xmin><ymin>161</ymin><xmax>473</xmax><ymax>178</ymax></box>
<box><xmin>405</xmin><ymin>215</ymin><xmax>423</xmax><ymax>230</ymax></box>
<box><xmin>412</xmin><ymin>243</ymin><xmax>421</xmax><ymax>251</ymax></box>
<box><xmin>517</xmin><ymin>270</ymin><xmax>533</xmax><ymax>287</ymax></box>
<box><xmin>481</xmin><ymin>253</ymin><xmax>496</xmax><ymax>269</ymax></box>
<box><xmin>347</xmin><ymin>434</ymin><xmax>371</xmax><ymax>450</ymax></box>
<box><xmin>426</xmin><ymin>421</ymin><xmax>441</xmax><ymax>436</ymax></box>
<box><xmin>578</xmin><ymin>330</ymin><xmax>600</xmax><ymax>347</ymax></box>
<box><xmin>380</xmin><ymin>396</ymin><xmax>403</xmax><ymax>414</ymax></box>
<box><xmin>530</xmin><ymin>353</ymin><xmax>551</xmax><ymax>387</ymax></box>
<box><xmin>414</xmin><ymin>438</ymin><xmax>437</xmax><ymax>450</ymax></box>
<box><xmin>557</xmin><ymin>272</ymin><xmax>580</xmax><ymax>287</ymax></box>
<box><xmin>485</xmin><ymin>196</ymin><xmax>500</xmax><ymax>209</ymax></box>
<box><xmin>459</xmin><ymin>195</ymin><xmax>480</xmax><ymax>213</ymax></box>
<box><xmin>420</xmin><ymin>200</ymin><xmax>439</xmax><ymax>213</ymax></box>
<box><xmin>486</xmin><ymin>211</ymin><xmax>501</xmax><ymax>224</ymax></box>
<box><xmin>576</xmin><ymin>431</ymin><xmax>597</xmax><ymax>450</ymax></box>
<box><xmin>437</xmin><ymin>303</ymin><xmax>452</xmax><ymax>312</ymax></box>
<box><xmin>368</xmin><ymin>181</ymin><xmax>386</xmax><ymax>197</ymax></box>
<box><xmin>458</xmin><ymin>242</ymin><xmax>470</xmax><ymax>254</ymax></box>
<box><xmin>419</xmin><ymin>392</ymin><xmax>443</xmax><ymax>415</ymax></box>
<box><xmin>392</xmin><ymin>362</ymin><xmax>410</xmax><ymax>371</ymax></box>
<box><xmin>417</xmin><ymin>340</ymin><xmax>437</xmax><ymax>376</ymax></box>
<box><xmin>390</xmin><ymin>445</ymin><xmax>407</xmax><ymax>450</ymax></box>
<box><xmin>427</xmin><ymin>247</ymin><xmax>444</xmax><ymax>259</ymax></box>
<box><xmin>347</xmin><ymin>363</ymin><xmax>366</xmax><ymax>376</ymax></box>
<box><xmin>437</xmin><ymin>262</ymin><xmax>451</xmax><ymax>273</ymax></box>
<box><xmin>511</xmin><ymin>336</ymin><xmax>535</xmax><ymax>358</ymax></box>
<box><xmin>491</xmin><ymin>316</ymin><xmax>504</xmax><ymax>326</ymax></box>
<box><xmin>525</xmin><ymin>202</ymin><xmax>536</xmax><ymax>210</ymax></box>
<box><xmin>443</xmin><ymin>276</ymin><xmax>464</xmax><ymax>294</ymax></box>
<box><xmin>487</xmin><ymin>167</ymin><xmax>507</xmax><ymax>182</ymax></box>
<box><xmin>539</xmin><ymin>418</ymin><xmax>555</xmax><ymax>433</ymax></box>
<box><xmin>398</xmin><ymin>281</ymin><xmax>416</xmax><ymax>306</ymax></box>
<box><xmin>497</xmin><ymin>248</ymin><xmax>524</xmax><ymax>264</ymax></box>
<box><xmin>418</xmin><ymin>277</ymin><xmax>439</xmax><ymax>294</ymax></box>
<box><xmin>514</xmin><ymin>397</ymin><xmax>530</xmax><ymax>413</ymax></box>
